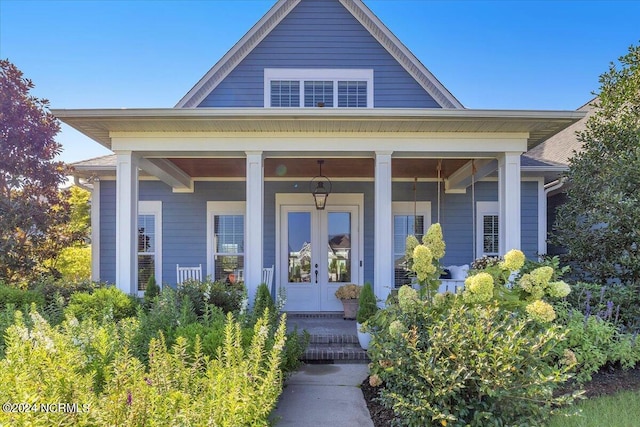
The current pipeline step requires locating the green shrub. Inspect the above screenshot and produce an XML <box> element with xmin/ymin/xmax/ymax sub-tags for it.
<box><xmin>0</xmin><ymin>308</ymin><xmax>288</xmax><ymax>427</ymax></box>
<box><xmin>565</xmin><ymin>282</ymin><xmax>640</xmax><ymax>331</ymax></box>
<box><xmin>143</xmin><ymin>275</ymin><xmax>160</xmax><ymax>309</ymax></box>
<box><xmin>554</xmin><ymin>303</ymin><xmax>640</xmax><ymax>382</ymax></box>
<box><xmin>0</xmin><ymin>284</ymin><xmax>45</xmax><ymax>309</ymax></box>
<box><xmin>30</xmin><ymin>276</ymin><xmax>100</xmax><ymax>307</ymax></box>
<box><xmin>368</xmin><ymin>292</ymin><xmax>577</xmax><ymax>426</ymax></box>
<box><xmin>65</xmin><ymin>286</ymin><xmax>138</xmax><ymax>322</ymax></box>
<box><xmin>357</xmin><ymin>281</ymin><xmax>378</xmax><ymax>324</ymax></box>
<box><xmin>0</xmin><ymin>310</ymin><xmax>97</xmax><ymax>426</ymax></box>
<box><xmin>177</xmin><ymin>278</ymin><xmax>245</xmax><ymax>316</ymax></box>
<box><xmin>252</xmin><ymin>282</ymin><xmax>277</xmax><ymax>324</ymax></box>
<box><xmin>97</xmin><ymin>311</ymin><xmax>286</xmax><ymax>426</ymax></box>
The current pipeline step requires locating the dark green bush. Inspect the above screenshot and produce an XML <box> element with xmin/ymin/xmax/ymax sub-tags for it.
<box><xmin>252</xmin><ymin>282</ymin><xmax>277</xmax><ymax>325</ymax></box>
<box><xmin>565</xmin><ymin>282</ymin><xmax>640</xmax><ymax>331</ymax></box>
<box><xmin>64</xmin><ymin>286</ymin><xmax>138</xmax><ymax>322</ymax></box>
<box><xmin>143</xmin><ymin>275</ymin><xmax>160</xmax><ymax>309</ymax></box>
<box><xmin>0</xmin><ymin>284</ymin><xmax>45</xmax><ymax>309</ymax></box>
<box><xmin>357</xmin><ymin>281</ymin><xmax>378</xmax><ymax>324</ymax></box>
<box><xmin>177</xmin><ymin>278</ymin><xmax>245</xmax><ymax>316</ymax></box>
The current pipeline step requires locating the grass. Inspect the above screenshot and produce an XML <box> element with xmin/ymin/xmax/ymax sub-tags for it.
<box><xmin>548</xmin><ymin>390</ymin><xmax>640</xmax><ymax>427</ymax></box>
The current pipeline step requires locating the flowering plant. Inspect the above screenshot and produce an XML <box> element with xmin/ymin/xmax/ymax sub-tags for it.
<box><xmin>405</xmin><ymin>223</ymin><xmax>446</xmax><ymax>299</ymax></box>
<box><xmin>334</xmin><ymin>284</ymin><xmax>362</xmax><ymax>300</ymax></box>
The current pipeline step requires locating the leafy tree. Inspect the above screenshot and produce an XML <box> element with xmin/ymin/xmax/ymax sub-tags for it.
<box><xmin>553</xmin><ymin>44</ymin><xmax>640</xmax><ymax>285</ymax></box>
<box><xmin>0</xmin><ymin>59</ymin><xmax>71</xmax><ymax>283</ymax></box>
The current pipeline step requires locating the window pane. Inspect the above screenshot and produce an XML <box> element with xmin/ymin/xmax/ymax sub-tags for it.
<box><xmin>393</xmin><ymin>215</ymin><xmax>424</xmax><ymax>288</ymax></box>
<box><xmin>328</xmin><ymin>212</ymin><xmax>351</xmax><ymax>283</ymax></box>
<box><xmin>304</xmin><ymin>81</ymin><xmax>333</xmax><ymax>107</ymax></box>
<box><xmin>214</xmin><ymin>215</ymin><xmax>244</xmax><ymax>254</ymax></box>
<box><xmin>338</xmin><ymin>81</ymin><xmax>367</xmax><ymax>107</ymax></box>
<box><xmin>214</xmin><ymin>255</ymin><xmax>244</xmax><ymax>284</ymax></box>
<box><xmin>483</xmin><ymin>215</ymin><xmax>499</xmax><ymax>255</ymax></box>
<box><xmin>288</xmin><ymin>212</ymin><xmax>311</xmax><ymax>283</ymax></box>
<box><xmin>138</xmin><ymin>255</ymin><xmax>155</xmax><ymax>291</ymax></box>
<box><xmin>138</xmin><ymin>215</ymin><xmax>155</xmax><ymax>253</ymax></box>
<box><xmin>270</xmin><ymin>80</ymin><xmax>300</xmax><ymax>107</ymax></box>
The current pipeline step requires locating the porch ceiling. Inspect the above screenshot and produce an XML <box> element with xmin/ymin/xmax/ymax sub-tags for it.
<box><xmin>162</xmin><ymin>158</ymin><xmax>472</xmax><ymax>179</ymax></box>
<box><xmin>53</xmin><ymin>108</ymin><xmax>586</xmax><ymax>152</ymax></box>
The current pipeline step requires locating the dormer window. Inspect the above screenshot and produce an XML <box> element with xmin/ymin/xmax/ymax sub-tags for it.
<box><xmin>265</xmin><ymin>69</ymin><xmax>373</xmax><ymax>108</ymax></box>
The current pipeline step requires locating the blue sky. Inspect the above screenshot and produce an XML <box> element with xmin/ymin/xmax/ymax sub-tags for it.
<box><xmin>1</xmin><ymin>0</ymin><xmax>638</xmax><ymax>163</ymax></box>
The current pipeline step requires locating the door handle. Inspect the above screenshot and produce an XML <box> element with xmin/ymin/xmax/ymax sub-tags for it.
<box><xmin>315</xmin><ymin>269</ymin><xmax>318</xmax><ymax>283</ymax></box>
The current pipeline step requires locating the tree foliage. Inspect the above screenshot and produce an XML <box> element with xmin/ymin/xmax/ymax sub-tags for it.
<box><xmin>553</xmin><ymin>44</ymin><xmax>640</xmax><ymax>285</ymax></box>
<box><xmin>0</xmin><ymin>59</ymin><xmax>71</xmax><ymax>282</ymax></box>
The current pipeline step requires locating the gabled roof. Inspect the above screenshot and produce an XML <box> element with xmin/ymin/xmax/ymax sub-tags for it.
<box><xmin>175</xmin><ymin>0</ymin><xmax>463</xmax><ymax>109</ymax></box>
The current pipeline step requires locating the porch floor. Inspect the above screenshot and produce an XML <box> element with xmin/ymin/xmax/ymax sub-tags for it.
<box><xmin>285</xmin><ymin>312</ymin><xmax>356</xmax><ymax>335</ymax></box>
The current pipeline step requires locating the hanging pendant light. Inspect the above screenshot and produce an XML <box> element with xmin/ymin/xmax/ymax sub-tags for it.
<box><xmin>310</xmin><ymin>160</ymin><xmax>332</xmax><ymax>210</ymax></box>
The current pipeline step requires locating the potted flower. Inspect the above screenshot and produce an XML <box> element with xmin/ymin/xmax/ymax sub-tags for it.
<box><xmin>356</xmin><ymin>281</ymin><xmax>378</xmax><ymax>350</ymax></box>
<box><xmin>334</xmin><ymin>284</ymin><xmax>362</xmax><ymax>319</ymax></box>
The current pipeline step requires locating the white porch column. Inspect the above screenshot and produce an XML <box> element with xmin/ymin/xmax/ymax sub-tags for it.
<box><xmin>374</xmin><ymin>151</ymin><xmax>393</xmax><ymax>304</ymax></box>
<box><xmin>245</xmin><ymin>151</ymin><xmax>264</xmax><ymax>304</ymax></box>
<box><xmin>115</xmin><ymin>151</ymin><xmax>139</xmax><ymax>295</ymax></box>
<box><xmin>498</xmin><ymin>152</ymin><xmax>522</xmax><ymax>254</ymax></box>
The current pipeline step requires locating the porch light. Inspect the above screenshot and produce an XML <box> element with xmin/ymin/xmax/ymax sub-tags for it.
<box><xmin>310</xmin><ymin>160</ymin><xmax>332</xmax><ymax>210</ymax></box>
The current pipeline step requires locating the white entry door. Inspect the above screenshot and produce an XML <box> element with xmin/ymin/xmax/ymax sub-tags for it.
<box><xmin>279</xmin><ymin>195</ymin><xmax>361</xmax><ymax>312</ymax></box>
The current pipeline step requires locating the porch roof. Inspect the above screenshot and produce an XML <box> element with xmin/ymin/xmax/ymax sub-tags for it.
<box><xmin>53</xmin><ymin>108</ymin><xmax>585</xmax><ymax>152</ymax></box>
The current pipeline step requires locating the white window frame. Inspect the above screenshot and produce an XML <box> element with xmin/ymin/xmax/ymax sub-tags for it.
<box><xmin>264</xmin><ymin>68</ymin><xmax>374</xmax><ymax>108</ymax></box>
<box><xmin>138</xmin><ymin>201</ymin><xmax>162</xmax><ymax>296</ymax></box>
<box><xmin>206</xmin><ymin>201</ymin><xmax>246</xmax><ymax>280</ymax></box>
<box><xmin>392</xmin><ymin>202</ymin><xmax>431</xmax><ymax>287</ymax></box>
<box><xmin>476</xmin><ymin>201</ymin><xmax>500</xmax><ymax>257</ymax></box>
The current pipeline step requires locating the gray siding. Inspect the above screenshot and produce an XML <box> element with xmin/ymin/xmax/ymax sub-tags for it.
<box><xmin>98</xmin><ymin>178</ymin><xmax>540</xmax><ymax>286</ymax></box>
<box><xmin>521</xmin><ymin>181</ymin><xmax>540</xmax><ymax>260</ymax></box>
<box><xmin>199</xmin><ymin>0</ymin><xmax>440</xmax><ymax>108</ymax></box>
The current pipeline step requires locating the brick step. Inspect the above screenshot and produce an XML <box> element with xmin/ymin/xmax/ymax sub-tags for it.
<box><xmin>301</xmin><ymin>343</ymin><xmax>369</xmax><ymax>364</ymax></box>
<box><xmin>308</xmin><ymin>334</ymin><xmax>359</xmax><ymax>345</ymax></box>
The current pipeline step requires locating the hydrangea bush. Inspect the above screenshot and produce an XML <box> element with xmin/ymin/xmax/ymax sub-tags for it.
<box><xmin>367</xmin><ymin>226</ymin><xmax>580</xmax><ymax>426</ymax></box>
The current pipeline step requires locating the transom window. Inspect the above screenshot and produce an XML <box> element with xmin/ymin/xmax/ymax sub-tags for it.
<box><xmin>265</xmin><ymin>68</ymin><xmax>373</xmax><ymax>108</ymax></box>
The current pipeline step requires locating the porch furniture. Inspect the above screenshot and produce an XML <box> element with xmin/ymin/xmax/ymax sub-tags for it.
<box><xmin>176</xmin><ymin>264</ymin><xmax>202</xmax><ymax>285</ymax></box>
<box><xmin>262</xmin><ymin>265</ymin><xmax>275</xmax><ymax>295</ymax></box>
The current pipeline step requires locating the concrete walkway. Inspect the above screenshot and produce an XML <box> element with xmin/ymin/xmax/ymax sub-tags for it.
<box><xmin>271</xmin><ymin>363</ymin><xmax>374</xmax><ymax>427</ymax></box>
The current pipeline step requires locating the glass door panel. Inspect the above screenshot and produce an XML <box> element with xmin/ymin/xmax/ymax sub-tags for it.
<box><xmin>288</xmin><ymin>212</ymin><xmax>311</xmax><ymax>283</ymax></box>
<box><xmin>328</xmin><ymin>212</ymin><xmax>351</xmax><ymax>283</ymax></box>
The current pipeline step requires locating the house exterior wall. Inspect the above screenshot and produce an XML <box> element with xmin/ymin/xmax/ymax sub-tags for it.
<box><xmin>98</xmin><ymin>177</ymin><xmax>539</xmax><ymax>286</ymax></box>
<box><xmin>199</xmin><ymin>0</ymin><xmax>440</xmax><ymax>108</ymax></box>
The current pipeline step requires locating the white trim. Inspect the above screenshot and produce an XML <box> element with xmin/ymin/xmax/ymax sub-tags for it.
<box><xmin>476</xmin><ymin>201</ymin><xmax>500</xmax><ymax>258</ymax></box>
<box><xmin>374</xmin><ymin>151</ymin><xmax>394</xmax><ymax>304</ymax></box>
<box><xmin>264</xmin><ymin>68</ymin><xmax>374</xmax><ymax>108</ymax></box>
<box><xmin>138</xmin><ymin>201</ymin><xmax>162</xmax><ymax>296</ymax></box>
<box><xmin>275</xmin><ymin>193</ymin><xmax>365</xmax><ymax>311</ymax></box>
<box><xmin>245</xmin><ymin>151</ymin><xmax>264</xmax><ymax>303</ymax></box>
<box><xmin>90</xmin><ymin>180</ymin><xmax>101</xmax><ymax>282</ymax></box>
<box><xmin>498</xmin><ymin>152</ymin><xmax>522</xmax><ymax>254</ymax></box>
<box><xmin>537</xmin><ymin>177</ymin><xmax>547</xmax><ymax>257</ymax></box>
<box><xmin>206</xmin><ymin>201</ymin><xmax>247</xmax><ymax>281</ymax></box>
<box><xmin>115</xmin><ymin>151</ymin><xmax>139</xmax><ymax>295</ymax></box>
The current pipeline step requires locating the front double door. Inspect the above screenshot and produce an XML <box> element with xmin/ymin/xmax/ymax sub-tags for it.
<box><xmin>281</xmin><ymin>203</ymin><xmax>360</xmax><ymax>311</ymax></box>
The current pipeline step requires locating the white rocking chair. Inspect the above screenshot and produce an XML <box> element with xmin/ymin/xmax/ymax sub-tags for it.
<box><xmin>176</xmin><ymin>264</ymin><xmax>202</xmax><ymax>285</ymax></box>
